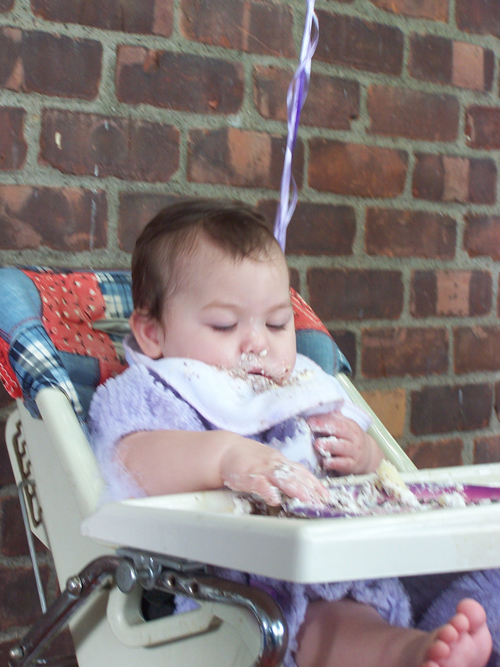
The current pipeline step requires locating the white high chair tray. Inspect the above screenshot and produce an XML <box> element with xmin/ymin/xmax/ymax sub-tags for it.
<box><xmin>82</xmin><ymin>463</ymin><xmax>500</xmax><ymax>584</ymax></box>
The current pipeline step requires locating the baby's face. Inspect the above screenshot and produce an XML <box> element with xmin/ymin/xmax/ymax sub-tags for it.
<box><xmin>155</xmin><ymin>241</ymin><xmax>297</xmax><ymax>383</ymax></box>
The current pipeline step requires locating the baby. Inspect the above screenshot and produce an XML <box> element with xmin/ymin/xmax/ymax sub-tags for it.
<box><xmin>89</xmin><ymin>199</ymin><xmax>492</xmax><ymax>667</ymax></box>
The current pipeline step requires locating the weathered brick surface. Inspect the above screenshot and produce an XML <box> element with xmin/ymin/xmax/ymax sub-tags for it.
<box><xmin>466</xmin><ymin>107</ymin><xmax>500</xmax><ymax>149</ymax></box>
<box><xmin>411</xmin><ymin>271</ymin><xmax>492</xmax><ymax>318</ymax></box>
<box><xmin>413</xmin><ymin>154</ymin><xmax>496</xmax><ymax>204</ymax></box>
<box><xmin>180</xmin><ymin>0</ymin><xmax>295</xmax><ymax>57</ymax></box>
<box><xmin>0</xmin><ymin>564</ymin><xmax>50</xmax><ymax>630</ymax></box>
<box><xmin>368</xmin><ymin>0</ymin><xmax>448</xmax><ymax>20</ymax></box>
<box><xmin>464</xmin><ymin>215</ymin><xmax>500</xmax><ymax>260</ymax></box>
<box><xmin>329</xmin><ymin>329</ymin><xmax>357</xmax><ymax>375</ymax></box>
<box><xmin>407</xmin><ymin>438</ymin><xmax>463</xmax><ymax>468</ymax></box>
<box><xmin>0</xmin><ymin>426</ymin><xmax>15</xmax><ymax>486</ymax></box>
<box><xmin>253</xmin><ymin>66</ymin><xmax>360</xmax><ymax>130</ymax></box>
<box><xmin>188</xmin><ymin>128</ymin><xmax>303</xmax><ymax>189</ymax></box>
<box><xmin>118</xmin><ymin>192</ymin><xmax>178</xmax><ymax>253</ymax></box>
<box><xmin>308</xmin><ymin>269</ymin><xmax>403</xmax><ymax>321</ymax></box>
<box><xmin>0</xmin><ymin>107</ymin><xmax>27</xmax><ymax>171</ymax></box>
<box><xmin>117</xmin><ymin>47</ymin><xmax>244</xmax><ymax>115</ymax></box>
<box><xmin>315</xmin><ymin>11</ymin><xmax>403</xmax><ymax>75</ymax></box>
<box><xmin>409</xmin><ymin>35</ymin><xmax>492</xmax><ymax>91</ymax></box>
<box><xmin>456</xmin><ymin>0</ymin><xmax>500</xmax><ymax>39</ymax></box>
<box><xmin>308</xmin><ymin>141</ymin><xmax>407</xmax><ymax>198</ymax></box>
<box><xmin>0</xmin><ymin>28</ymin><xmax>102</xmax><ymax>99</ymax></box>
<box><xmin>411</xmin><ymin>383</ymin><xmax>492</xmax><ymax>435</ymax></box>
<box><xmin>474</xmin><ymin>435</ymin><xmax>500</xmax><ymax>464</ymax></box>
<box><xmin>368</xmin><ymin>85</ymin><xmax>459</xmax><ymax>141</ymax></box>
<box><xmin>365</xmin><ymin>209</ymin><xmax>456</xmax><ymax>259</ymax></box>
<box><xmin>454</xmin><ymin>327</ymin><xmax>500</xmax><ymax>374</ymax></box>
<box><xmin>360</xmin><ymin>388</ymin><xmax>406</xmax><ymax>438</ymax></box>
<box><xmin>495</xmin><ymin>381</ymin><xmax>500</xmax><ymax>421</ymax></box>
<box><xmin>362</xmin><ymin>328</ymin><xmax>448</xmax><ymax>377</ymax></box>
<box><xmin>32</xmin><ymin>0</ymin><xmax>173</xmax><ymax>35</ymax></box>
<box><xmin>409</xmin><ymin>34</ymin><xmax>451</xmax><ymax>84</ymax></box>
<box><xmin>258</xmin><ymin>201</ymin><xmax>356</xmax><ymax>256</ymax></box>
<box><xmin>289</xmin><ymin>268</ymin><xmax>300</xmax><ymax>294</ymax></box>
<box><xmin>0</xmin><ymin>0</ymin><xmax>14</xmax><ymax>10</ymax></box>
<box><xmin>41</xmin><ymin>110</ymin><xmax>180</xmax><ymax>183</ymax></box>
<box><xmin>0</xmin><ymin>185</ymin><xmax>107</xmax><ymax>251</ymax></box>
<box><xmin>1</xmin><ymin>497</ymin><xmax>45</xmax><ymax>557</ymax></box>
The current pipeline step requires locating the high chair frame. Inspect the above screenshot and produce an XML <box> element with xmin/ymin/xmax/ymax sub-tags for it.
<box><xmin>4</xmin><ymin>266</ymin><xmax>500</xmax><ymax>667</ymax></box>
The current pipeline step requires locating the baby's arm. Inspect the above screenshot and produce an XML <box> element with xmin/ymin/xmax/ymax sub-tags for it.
<box><xmin>116</xmin><ymin>429</ymin><xmax>329</xmax><ymax>506</ymax></box>
<box><xmin>307</xmin><ymin>412</ymin><xmax>383</xmax><ymax>475</ymax></box>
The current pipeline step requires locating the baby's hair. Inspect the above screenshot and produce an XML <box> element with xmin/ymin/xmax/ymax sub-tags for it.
<box><xmin>132</xmin><ymin>198</ymin><xmax>281</xmax><ymax>322</ymax></box>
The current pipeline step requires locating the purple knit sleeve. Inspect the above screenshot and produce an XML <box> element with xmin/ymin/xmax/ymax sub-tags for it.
<box><xmin>88</xmin><ymin>364</ymin><xmax>207</xmax><ymax>502</ymax></box>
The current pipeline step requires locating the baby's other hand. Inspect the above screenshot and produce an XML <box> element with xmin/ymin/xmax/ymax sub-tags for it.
<box><xmin>220</xmin><ymin>437</ymin><xmax>328</xmax><ymax>506</ymax></box>
<box><xmin>307</xmin><ymin>412</ymin><xmax>383</xmax><ymax>475</ymax></box>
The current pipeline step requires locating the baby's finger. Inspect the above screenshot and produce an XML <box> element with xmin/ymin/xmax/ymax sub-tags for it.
<box><xmin>271</xmin><ymin>463</ymin><xmax>328</xmax><ymax>504</ymax></box>
<box><xmin>314</xmin><ymin>435</ymin><xmax>342</xmax><ymax>457</ymax></box>
<box><xmin>322</xmin><ymin>455</ymin><xmax>358</xmax><ymax>475</ymax></box>
<box><xmin>224</xmin><ymin>472</ymin><xmax>283</xmax><ymax>506</ymax></box>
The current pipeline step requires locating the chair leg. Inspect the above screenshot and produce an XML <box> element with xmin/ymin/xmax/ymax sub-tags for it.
<box><xmin>8</xmin><ymin>555</ymin><xmax>121</xmax><ymax>667</ymax></box>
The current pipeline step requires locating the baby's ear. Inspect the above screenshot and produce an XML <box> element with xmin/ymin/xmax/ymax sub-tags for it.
<box><xmin>129</xmin><ymin>311</ymin><xmax>163</xmax><ymax>359</ymax></box>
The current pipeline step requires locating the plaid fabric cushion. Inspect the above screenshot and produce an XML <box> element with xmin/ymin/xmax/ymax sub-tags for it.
<box><xmin>0</xmin><ymin>266</ymin><xmax>350</xmax><ymax>423</ymax></box>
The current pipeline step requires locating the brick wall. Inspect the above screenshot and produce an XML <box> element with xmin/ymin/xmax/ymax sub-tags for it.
<box><xmin>0</xmin><ymin>0</ymin><xmax>500</xmax><ymax>654</ymax></box>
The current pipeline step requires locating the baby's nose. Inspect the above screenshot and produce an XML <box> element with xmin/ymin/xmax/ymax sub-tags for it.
<box><xmin>241</xmin><ymin>328</ymin><xmax>267</xmax><ymax>355</ymax></box>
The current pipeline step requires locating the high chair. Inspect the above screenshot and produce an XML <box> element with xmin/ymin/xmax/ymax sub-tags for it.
<box><xmin>2</xmin><ymin>266</ymin><xmax>500</xmax><ymax>667</ymax></box>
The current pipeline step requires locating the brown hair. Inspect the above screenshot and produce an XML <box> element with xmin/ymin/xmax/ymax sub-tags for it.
<box><xmin>131</xmin><ymin>198</ymin><xmax>280</xmax><ymax>321</ymax></box>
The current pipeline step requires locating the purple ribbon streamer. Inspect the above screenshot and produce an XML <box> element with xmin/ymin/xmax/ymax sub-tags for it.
<box><xmin>274</xmin><ymin>1</ymin><xmax>319</xmax><ymax>251</ymax></box>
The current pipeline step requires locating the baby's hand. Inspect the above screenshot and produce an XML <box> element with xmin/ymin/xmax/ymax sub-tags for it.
<box><xmin>220</xmin><ymin>437</ymin><xmax>329</xmax><ymax>506</ymax></box>
<box><xmin>307</xmin><ymin>412</ymin><xmax>383</xmax><ymax>475</ymax></box>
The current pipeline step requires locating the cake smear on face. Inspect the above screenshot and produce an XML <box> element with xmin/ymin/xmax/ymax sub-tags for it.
<box><xmin>227</xmin><ymin>352</ymin><xmax>294</xmax><ymax>391</ymax></box>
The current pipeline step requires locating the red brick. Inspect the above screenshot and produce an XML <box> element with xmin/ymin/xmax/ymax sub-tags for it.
<box><xmin>253</xmin><ymin>65</ymin><xmax>360</xmax><ymax>130</ymax></box>
<box><xmin>362</xmin><ymin>328</ymin><xmax>448</xmax><ymax>378</ymax></box>
<box><xmin>452</xmin><ymin>41</ymin><xmax>491</xmax><ymax>91</ymax></box>
<box><xmin>309</xmin><ymin>140</ymin><xmax>407</xmax><ymax>198</ymax></box>
<box><xmin>0</xmin><ymin>28</ymin><xmax>102</xmax><ymax>99</ymax></box>
<box><xmin>118</xmin><ymin>192</ymin><xmax>179</xmax><ymax>253</ymax></box>
<box><xmin>180</xmin><ymin>0</ymin><xmax>295</xmax><ymax>57</ymax></box>
<box><xmin>315</xmin><ymin>11</ymin><xmax>403</xmax><ymax>75</ymax></box>
<box><xmin>0</xmin><ymin>425</ymin><xmax>15</xmax><ymax>486</ymax></box>
<box><xmin>368</xmin><ymin>0</ymin><xmax>448</xmax><ymax>20</ymax></box>
<box><xmin>411</xmin><ymin>271</ymin><xmax>492</xmax><ymax>318</ymax></box>
<box><xmin>31</xmin><ymin>0</ymin><xmax>173</xmax><ymax>35</ymax></box>
<box><xmin>365</xmin><ymin>209</ymin><xmax>456</xmax><ymax>259</ymax></box>
<box><xmin>308</xmin><ymin>269</ymin><xmax>403</xmax><ymax>321</ymax></box>
<box><xmin>407</xmin><ymin>438</ymin><xmax>463</xmax><ymax>468</ymax></box>
<box><xmin>466</xmin><ymin>106</ymin><xmax>500</xmax><ymax>149</ymax></box>
<box><xmin>0</xmin><ymin>0</ymin><xmax>14</xmax><ymax>10</ymax></box>
<box><xmin>368</xmin><ymin>85</ymin><xmax>459</xmax><ymax>141</ymax></box>
<box><xmin>409</xmin><ymin>34</ymin><xmax>452</xmax><ymax>84</ymax></box>
<box><xmin>456</xmin><ymin>0</ymin><xmax>500</xmax><ymax>39</ymax></box>
<box><xmin>474</xmin><ymin>435</ymin><xmax>500</xmax><ymax>464</ymax></box>
<box><xmin>116</xmin><ymin>46</ymin><xmax>244</xmax><ymax>115</ymax></box>
<box><xmin>188</xmin><ymin>128</ymin><xmax>303</xmax><ymax>189</ymax></box>
<box><xmin>454</xmin><ymin>327</ymin><xmax>500</xmax><ymax>374</ymax></box>
<box><xmin>411</xmin><ymin>383</ymin><xmax>491</xmax><ymax>435</ymax></box>
<box><xmin>464</xmin><ymin>215</ymin><xmax>500</xmax><ymax>260</ymax></box>
<box><xmin>40</xmin><ymin>109</ymin><xmax>180</xmax><ymax>184</ymax></box>
<box><xmin>0</xmin><ymin>107</ymin><xmax>26</xmax><ymax>171</ymax></box>
<box><xmin>257</xmin><ymin>201</ymin><xmax>356</xmax><ymax>256</ymax></box>
<box><xmin>329</xmin><ymin>329</ymin><xmax>357</xmax><ymax>375</ymax></box>
<box><xmin>0</xmin><ymin>185</ymin><xmax>107</xmax><ymax>251</ymax></box>
<box><xmin>1</xmin><ymin>497</ymin><xmax>45</xmax><ymax>557</ymax></box>
<box><xmin>409</xmin><ymin>36</ymin><xmax>492</xmax><ymax>92</ymax></box>
<box><xmin>495</xmin><ymin>381</ymin><xmax>500</xmax><ymax>421</ymax></box>
<box><xmin>413</xmin><ymin>154</ymin><xmax>496</xmax><ymax>204</ymax></box>
<box><xmin>0</xmin><ymin>564</ymin><xmax>50</xmax><ymax>630</ymax></box>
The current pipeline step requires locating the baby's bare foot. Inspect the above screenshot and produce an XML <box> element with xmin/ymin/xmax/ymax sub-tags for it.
<box><xmin>422</xmin><ymin>599</ymin><xmax>492</xmax><ymax>667</ymax></box>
